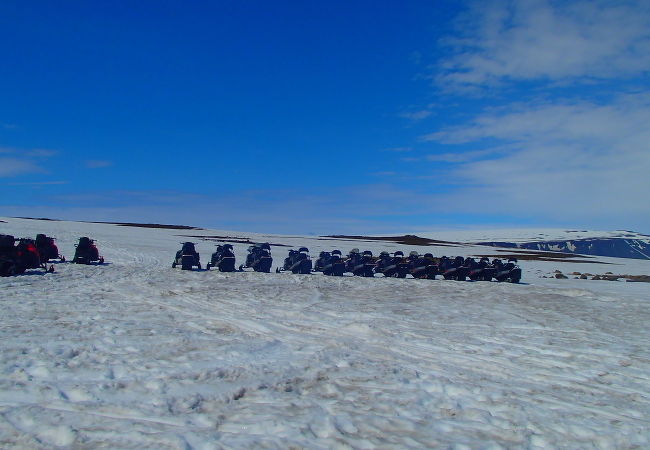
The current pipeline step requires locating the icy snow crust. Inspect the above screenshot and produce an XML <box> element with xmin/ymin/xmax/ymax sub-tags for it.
<box><xmin>1</xmin><ymin>218</ymin><xmax>650</xmax><ymax>448</ymax></box>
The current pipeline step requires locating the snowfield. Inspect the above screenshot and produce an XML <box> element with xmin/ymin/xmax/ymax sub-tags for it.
<box><xmin>1</xmin><ymin>217</ymin><xmax>650</xmax><ymax>449</ymax></box>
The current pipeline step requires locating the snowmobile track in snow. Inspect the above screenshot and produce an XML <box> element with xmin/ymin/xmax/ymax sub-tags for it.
<box><xmin>1</xmin><ymin>217</ymin><xmax>650</xmax><ymax>448</ymax></box>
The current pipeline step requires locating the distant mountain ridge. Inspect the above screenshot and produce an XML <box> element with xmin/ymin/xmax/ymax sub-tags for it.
<box><xmin>475</xmin><ymin>237</ymin><xmax>650</xmax><ymax>260</ymax></box>
<box><xmin>408</xmin><ymin>228</ymin><xmax>650</xmax><ymax>261</ymax></box>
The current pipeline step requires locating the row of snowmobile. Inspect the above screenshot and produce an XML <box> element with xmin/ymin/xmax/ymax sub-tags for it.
<box><xmin>0</xmin><ymin>233</ymin><xmax>105</xmax><ymax>277</ymax></box>
<box><xmin>172</xmin><ymin>242</ymin><xmax>522</xmax><ymax>283</ymax></box>
<box><xmin>172</xmin><ymin>242</ymin><xmax>271</xmax><ymax>272</ymax></box>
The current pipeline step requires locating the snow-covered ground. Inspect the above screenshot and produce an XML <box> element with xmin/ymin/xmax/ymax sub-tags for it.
<box><xmin>1</xmin><ymin>217</ymin><xmax>649</xmax><ymax>448</ymax></box>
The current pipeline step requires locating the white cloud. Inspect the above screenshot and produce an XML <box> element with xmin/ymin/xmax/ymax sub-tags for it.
<box><xmin>0</xmin><ymin>158</ymin><xmax>45</xmax><ymax>177</ymax></box>
<box><xmin>424</xmin><ymin>93</ymin><xmax>650</xmax><ymax>224</ymax></box>
<box><xmin>0</xmin><ymin>146</ymin><xmax>58</xmax><ymax>177</ymax></box>
<box><xmin>399</xmin><ymin>110</ymin><xmax>432</xmax><ymax>121</ymax></box>
<box><xmin>26</xmin><ymin>149</ymin><xmax>58</xmax><ymax>158</ymax></box>
<box><xmin>7</xmin><ymin>181</ymin><xmax>68</xmax><ymax>186</ymax></box>
<box><xmin>384</xmin><ymin>147</ymin><xmax>413</xmax><ymax>152</ymax></box>
<box><xmin>425</xmin><ymin>149</ymin><xmax>505</xmax><ymax>163</ymax></box>
<box><xmin>437</xmin><ymin>0</ymin><xmax>650</xmax><ymax>88</ymax></box>
<box><xmin>85</xmin><ymin>160</ymin><xmax>114</xmax><ymax>169</ymax></box>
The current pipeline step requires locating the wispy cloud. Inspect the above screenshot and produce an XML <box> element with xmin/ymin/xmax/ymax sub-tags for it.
<box><xmin>85</xmin><ymin>160</ymin><xmax>114</xmax><ymax>169</ymax></box>
<box><xmin>0</xmin><ymin>158</ymin><xmax>45</xmax><ymax>177</ymax></box>
<box><xmin>437</xmin><ymin>0</ymin><xmax>650</xmax><ymax>89</ymax></box>
<box><xmin>26</xmin><ymin>149</ymin><xmax>58</xmax><ymax>158</ymax></box>
<box><xmin>384</xmin><ymin>147</ymin><xmax>413</xmax><ymax>153</ymax></box>
<box><xmin>0</xmin><ymin>146</ymin><xmax>58</xmax><ymax>177</ymax></box>
<box><xmin>423</xmin><ymin>93</ymin><xmax>650</xmax><ymax>225</ymax></box>
<box><xmin>7</xmin><ymin>180</ymin><xmax>69</xmax><ymax>186</ymax></box>
<box><xmin>398</xmin><ymin>110</ymin><xmax>432</xmax><ymax>121</ymax></box>
<box><xmin>425</xmin><ymin>149</ymin><xmax>505</xmax><ymax>163</ymax></box>
<box><xmin>1</xmin><ymin>147</ymin><xmax>57</xmax><ymax>157</ymax></box>
<box><xmin>403</xmin><ymin>0</ymin><xmax>650</xmax><ymax>231</ymax></box>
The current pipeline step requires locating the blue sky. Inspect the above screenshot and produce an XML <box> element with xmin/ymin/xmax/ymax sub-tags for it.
<box><xmin>1</xmin><ymin>0</ymin><xmax>649</xmax><ymax>234</ymax></box>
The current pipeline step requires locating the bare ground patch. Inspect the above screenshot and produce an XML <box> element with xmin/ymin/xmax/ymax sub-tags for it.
<box><xmin>471</xmin><ymin>251</ymin><xmax>612</xmax><ymax>264</ymax></box>
<box><xmin>179</xmin><ymin>235</ymin><xmax>291</xmax><ymax>247</ymax></box>
<box><xmin>320</xmin><ymin>234</ymin><xmax>461</xmax><ymax>246</ymax></box>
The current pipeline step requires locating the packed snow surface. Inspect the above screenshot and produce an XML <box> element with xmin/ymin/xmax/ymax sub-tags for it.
<box><xmin>1</xmin><ymin>218</ymin><xmax>650</xmax><ymax>448</ymax></box>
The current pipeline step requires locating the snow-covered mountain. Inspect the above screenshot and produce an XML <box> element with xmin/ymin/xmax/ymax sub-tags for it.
<box><xmin>413</xmin><ymin>228</ymin><xmax>650</xmax><ymax>260</ymax></box>
<box><xmin>1</xmin><ymin>217</ymin><xmax>650</xmax><ymax>448</ymax></box>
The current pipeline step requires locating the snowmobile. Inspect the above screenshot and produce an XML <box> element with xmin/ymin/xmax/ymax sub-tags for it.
<box><xmin>35</xmin><ymin>233</ymin><xmax>65</xmax><ymax>263</ymax></box>
<box><xmin>374</xmin><ymin>251</ymin><xmax>410</xmax><ymax>278</ymax></box>
<box><xmin>0</xmin><ymin>235</ymin><xmax>53</xmax><ymax>276</ymax></box>
<box><xmin>314</xmin><ymin>251</ymin><xmax>331</xmax><ymax>272</ymax></box>
<box><xmin>314</xmin><ymin>250</ymin><xmax>346</xmax><ymax>276</ymax></box>
<box><xmin>493</xmin><ymin>258</ymin><xmax>522</xmax><ymax>283</ymax></box>
<box><xmin>172</xmin><ymin>242</ymin><xmax>201</xmax><ymax>270</ymax></box>
<box><xmin>407</xmin><ymin>252</ymin><xmax>439</xmax><ymax>279</ymax></box>
<box><xmin>277</xmin><ymin>247</ymin><xmax>312</xmax><ymax>274</ymax></box>
<box><xmin>206</xmin><ymin>244</ymin><xmax>236</xmax><ymax>272</ymax></box>
<box><xmin>345</xmin><ymin>249</ymin><xmax>376</xmax><ymax>277</ymax></box>
<box><xmin>440</xmin><ymin>256</ymin><xmax>469</xmax><ymax>281</ymax></box>
<box><xmin>239</xmin><ymin>243</ymin><xmax>273</xmax><ymax>273</ymax></box>
<box><xmin>72</xmin><ymin>237</ymin><xmax>105</xmax><ymax>265</ymax></box>
<box><xmin>466</xmin><ymin>257</ymin><xmax>495</xmax><ymax>281</ymax></box>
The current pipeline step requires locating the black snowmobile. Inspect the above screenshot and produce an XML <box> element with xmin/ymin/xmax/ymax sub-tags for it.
<box><xmin>35</xmin><ymin>233</ymin><xmax>65</xmax><ymax>263</ymax></box>
<box><xmin>278</xmin><ymin>247</ymin><xmax>312</xmax><ymax>274</ymax></box>
<box><xmin>73</xmin><ymin>237</ymin><xmax>105</xmax><ymax>265</ymax></box>
<box><xmin>314</xmin><ymin>250</ymin><xmax>346</xmax><ymax>276</ymax></box>
<box><xmin>172</xmin><ymin>242</ymin><xmax>201</xmax><ymax>270</ymax></box>
<box><xmin>240</xmin><ymin>243</ymin><xmax>273</xmax><ymax>273</ymax></box>
<box><xmin>407</xmin><ymin>252</ymin><xmax>439</xmax><ymax>279</ymax></box>
<box><xmin>345</xmin><ymin>249</ymin><xmax>376</xmax><ymax>277</ymax></box>
<box><xmin>493</xmin><ymin>258</ymin><xmax>522</xmax><ymax>283</ymax></box>
<box><xmin>206</xmin><ymin>244</ymin><xmax>236</xmax><ymax>272</ymax></box>
<box><xmin>314</xmin><ymin>251</ymin><xmax>330</xmax><ymax>272</ymax></box>
<box><xmin>374</xmin><ymin>251</ymin><xmax>410</xmax><ymax>278</ymax></box>
<box><xmin>0</xmin><ymin>235</ymin><xmax>53</xmax><ymax>276</ymax></box>
<box><xmin>440</xmin><ymin>256</ymin><xmax>469</xmax><ymax>281</ymax></box>
<box><xmin>466</xmin><ymin>257</ymin><xmax>495</xmax><ymax>281</ymax></box>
